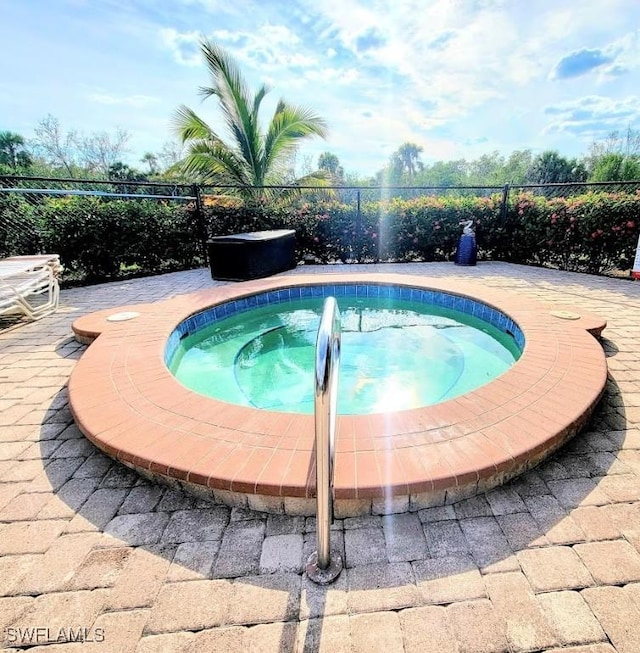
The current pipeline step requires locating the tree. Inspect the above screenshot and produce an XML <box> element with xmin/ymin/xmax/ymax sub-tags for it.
<box><xmin>141</xmin><ymin>152</ymin><xmax>159</xmax><ymax>175</ymax></box>
<box><xmin>587</xmin><ymin>128</ymin><xmax>640</xmax><ymax>181</ymax></box>
<box><xmin>466</xmin><ymin>151</ymin><xmax>505</xmax><ymax>185</ymax></box>
<box><xmin>0</xmin><ymin>131</ymin><xmax>32</xmax><ymax>171</ymax></box>
<box><xmin>420</xmin><ymin>160</ymin><xmax>467</xmax><ymax>186</ymax></box>
<box><xmin>529</xmin><ymin>150</ymin><xmax>586</xmax><ymax>184</ymax></box>
<box><xmin>31</xmin><ymin>115</ymin><xmax>80</xmax><ymax>176</ymax></box>
<box><xmin>503</xmin><ymin>150</ymin><xmax>533</xmax><ymax>184</ymax></box>
<box><xmin>590</xmin><ymin>153</ymin><xmax>640</xmax><ymax>181</ymax></box>
<box><xmin>108</xmin><ymin>161</ymin><xmax>145</xmax><ymax>181</ymax></box>
<box><xmin>390</xmin><ymin>142</ymin><xmax>423</xmax><ymax>183</ymax></box>
<box><xmin>173</xmin><ymin>39</ymin><xmax>328</xmax><ymax>205</ymax></box>
<box><xmin>318</xmin><ymin>152</ymin><xmax>344</xmax><ymax>181</ymax></box>
<box><xmin>78</xmin><ymin>128</ymin><xmax>130</xmax><ymax>175</ymax></box>
<box><xmin>31</xmin><ymin>114</ymin><xmax>130</xmax><ymax>177</ymax></box>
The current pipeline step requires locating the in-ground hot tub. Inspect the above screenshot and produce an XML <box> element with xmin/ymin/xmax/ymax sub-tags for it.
<box><xmin>167</xmin><ymin>284</ymin><xmax>523</xmax><ymax>415</ymax></box>
<box><xmin>69</xmin><ymin>273</ymin><xmax>608</xmax><ymax>517</ymax></box>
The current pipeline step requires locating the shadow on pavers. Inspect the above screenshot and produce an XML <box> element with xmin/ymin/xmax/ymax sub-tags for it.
<box><xmin>31</xmin><ymin>353</ymin><xmax>628</xmax><ymax>652</ymax></box>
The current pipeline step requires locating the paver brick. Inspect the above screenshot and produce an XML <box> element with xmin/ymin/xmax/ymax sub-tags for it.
<box><xmin>547</xmin><ymin>478</ymin><xmax>610</xmax><ymax>508</ymax></box>
<box><xmin>144</xmin><ymin>579</ymin><xmax>231</xmax><ymax>634</ymax></box>
<box><xmin>523</xmin><ymin>494</ymin><xmax>586</xmax><ymax>545</ymax></box>
<box><xmin>0</xmin><ymin>519</ymin><xmax>67</xmax><ymax>555</ymax></box>
<box><xmin>65</xmin><ymin>488</ymin><xmax>128</xmax><ymax>532</ymax></box>
<box><xmin>19</xmin><ymin>531</ymin><xmax>106</xmax><ymax>594</ymax></box>
<box><xmin>299</xmin><ymin>570</ymin><xmax>348</xmax><ymax>620</ymax></box>
<box><xmin>381</xmin><ymin>512</ymin><xmax>428</xmax><ymax>562</ymax></box>
<box><xmin>119</xmin><ymin>484</ymin><xmax>164</xmax><ymax>514</ymax></box>
<box><xmin>104</xmin><ymin>512</ymin><xmax>170</xmax><ymax>546</ymax></box>
<box><xmin>537</xmin><ymin>590</ymin><xmax>606</xmax><ymax>646</ymax></box>
<box><xmin>0</xmin><ymin>597</ymin><xmax>34</xmax><ymax>646</ymax></box>
<box><xmin>598</xmin><ymin>474</ymin><xmax>640</xmax><ymax>502</ymax></box>
<box><xmin>27</xmin><ymin>457</ymin><xmax>85</xmax><ymax>492</ymax></box>
<box><xmin>135</xmin><ymin>632</ymin><xmax>194</xmax><ymax>653</ymax></box>
<box><xmin>344</xmin><ymin>526</ymin><xmax>387</xmax><ymax>567</ymax></box>
<box><xmin>225</xmin><ymin>573</ymin><xmax>301</xmax><ymax>625</ymax></box>
<box><xmin>86</xmin><ymin>609</ymin><xmax>149</xmax><ymax>653</ymax></box>
<box><xmin>5</xmin><ymin>264</ymin><xmax>640</xmax><ymax>652</ymax></box>
<box><xmin>0</xmin><ymin>554</ymin><xmax>39</xmax><ymax>597</ymax></box>
<box><xmin>453</xmin><ymin>495</ymin><xmax>493</xmax><ymax>519</ymax></box>
<box><xmin>459</xmin><ymin>517</ymin><xmax>515</xmax><ymax>571</ymax></box>
<box><xmin>65</xmin><ymin>547</ymin><xmax>132</xmax><ymax>590</ymax></box>
<box><xmin>484</xmin><ymin>571</ymin><xmax>558</xmax><ymax>651</ymax></box>
<box><xmin>0</xmin><ymin>492</ymin><xmax>51</xmax><ymax>521</ymax></box>
<box><xmin>347</xmin><ymin>562</ymin><xmax>419</xmax><ymax>613</ymax></box>
<box><xmin>485</xmin><ymin>487</ymin><xmax>528</xmax><ymax>515</ymax></box>
<box><xmin>161</xmin><ymin>507</ymin><xmax>229</xmax><ymax>543</ymax></box>
<box><xmin>582</xmin><ymin>585</ymin><xmax>640</xmax><ymax>653</ymax></box>
<box><xmin>105</xmin><ymin>544</ymin><xmax>176</xmax><ymax>611</ymax></box>
<box><xmin>518</xmin><ymin>547</ymin><xmax>595</xmax><ymax>592</ymax></box>
<box><xmin>10</xmin><ymin>589</ymin><xmax>108</xmax><ymax>641</ymax></box>
<box><xmin>571</xmin><ymin>506</ymin><xmax>621</xmax><ymax>541</ymax></box>
<box><xmin>412</xmin><ymin>555</ymin><xmax>485</xmax><ymax>604</ymax></box>
<box><xmin>399</xmin><ymin>606</ymin><xmax>457</xmax><ymax>653</ymax></box>
<box><xmin>266</xmin><ymin>513</ymin><xmax>305</xmax><ymax>536</ymax></box>
<box><xmin>259</xmin><ymin>533</ymin><xmax>304</xmax><ymax>573</ymax></box>
<box><xmin>424</xmin><ymin>519</ymin><xmax>469</xmax><ymax>557</ymax></box>
<box><xmin>417</xmin><ymin>504</ymin><xmax>456</xmax><ymax>523</ymax></box>
<box><xmin>350</xmin><ymin>611</ymin><xmax>404</xmax><ymax>653</ymax></box>
<box><xmin>296</xmin><ymin>616</ymin><xmax>351</xmax><ymax>653</ymax></box>
<box><xmin>212</xmin><ymin>519</ymin><xmax>265</xmax><ymax>578</ymax></box>
<box><xmin>574</xmin><ymin>540</ymin><xmax>640</xmax><ymax>585</ymax></box>
<box><xmin>244</xmin><ymin>622</ymin><xmax>297</xmax><ymax>652</ymax></box>
<box><xmin>167</xmin><ymin>541</ymin><xmax>219</xmax><ymax>581</ymax></box>
<box><xmin>99</xmin><ymin>464</ymin><xmax>140</xmax><ymax>488</ymax></box>
<box><xmin>496</xmin><ymin>512</ymin><xmax>549</xmax><ymax>550</ymax></box>
<box><xmin>544</xmin><ymin>645</ymin><xmax>616</xmax><ymax>653</ymax></box>
<box><xmin>447</xmin><ymin>599</ymin><xmax>510</xmax><ymax>653</ymax></box>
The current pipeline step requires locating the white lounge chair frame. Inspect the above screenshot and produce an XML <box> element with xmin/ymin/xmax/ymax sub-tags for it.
<box><xmin>0</xmin><ymin>255</ymin><xmax>61</xmax><ymax>321</ymax></box>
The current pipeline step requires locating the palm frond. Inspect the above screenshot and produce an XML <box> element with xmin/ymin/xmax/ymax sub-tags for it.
<box><xmin>264</xmin><ymin>101</ymin><xmax>328</xmax><ymax>173</ymax></box>
<box><xmin>180</xmin><ymin>142</ymin><xmax>251</xmax><ymax>187</ymax></box>
<box><xmin>174</xmin><ymin>39</ymin><xmax>328</xmax><ymax>203</ymax></box>
<box><xmin>197</xmin><ymin>39</ymin><xmax>263</xmax><ymax>183</ymax></box>
<box><xmin>172</xmin><ymin>105</ymin><xmax>223</xmax><ymax>144</ymax></box>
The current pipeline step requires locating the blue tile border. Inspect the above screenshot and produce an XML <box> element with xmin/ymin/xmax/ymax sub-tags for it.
<box><xmin>164</xmin><ymin>283</ymin><xmax>525</xmax><ymax>366</ymax></box>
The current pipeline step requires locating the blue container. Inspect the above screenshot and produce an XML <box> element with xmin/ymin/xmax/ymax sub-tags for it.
<box><xmin>454</xmin><ymin>234</ymin><xmax>477</xmax><ymax>266</ymax></box>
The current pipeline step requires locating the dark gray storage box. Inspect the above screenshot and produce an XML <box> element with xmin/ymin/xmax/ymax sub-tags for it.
<box><xmin>207</xmin><ymin>229</ymin><xmax>296</xmax><ymax>281</ymax></box>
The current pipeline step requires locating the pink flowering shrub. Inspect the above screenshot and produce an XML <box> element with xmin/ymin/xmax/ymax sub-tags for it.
<box><xmin>202</xmin><ymin>189</ymin><xmax>640</xmax><ymax>274</ymax></box>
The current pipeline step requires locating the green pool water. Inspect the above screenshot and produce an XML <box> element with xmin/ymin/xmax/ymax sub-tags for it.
<box><xmin>169</xmin><ymin>297</ymin><xmax>520</xmax><ymax>415</ymax></box>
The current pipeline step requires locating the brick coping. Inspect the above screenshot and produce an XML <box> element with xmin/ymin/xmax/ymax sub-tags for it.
<box><xmin>68</xmin><ymin>273</ymin><xmax>607</xmax><ymax>516</ymax></box>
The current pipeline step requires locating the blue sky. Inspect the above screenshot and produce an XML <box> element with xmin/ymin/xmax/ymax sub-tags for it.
<box><xmin>1</xmin><ymin>0</ymin><xmax>639</xmax><ymax>175</ymax></box>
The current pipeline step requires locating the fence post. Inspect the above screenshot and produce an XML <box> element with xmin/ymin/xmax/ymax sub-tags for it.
<box><xmin>192</xmin><ymin>184</ymin><xmax>208</xmax><ymax>266</ymax></box>
<box><xmin>355</xmin><ymin>189</ymin><xmax>362</xmax><ymax>262</ymax></box>
<box><xmin>499</xmin><ymin>183</ymin><xmax>510</xmax><ymax>224</ymax></box>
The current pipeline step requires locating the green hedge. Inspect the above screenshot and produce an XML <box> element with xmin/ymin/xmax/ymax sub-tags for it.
<box><xmin>1</xmin><ymin>189</ymin><xmax>639</xmax><ymax>283</ymax></box>
<box><xmin>36</xmin><ymin>196</ymin><xmax>200</xmax><ymax>281</ymax></box>
<box><xmin>203</xmin><ymin>190</ymin><xmax>639</xmax><ymax>275</ymax></box>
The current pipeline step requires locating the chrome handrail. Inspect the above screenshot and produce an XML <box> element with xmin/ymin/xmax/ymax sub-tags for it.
<box><xmin>306</xmin><ymin>296</ymin><xmax>343</xmax><ymax>584</ymax></box>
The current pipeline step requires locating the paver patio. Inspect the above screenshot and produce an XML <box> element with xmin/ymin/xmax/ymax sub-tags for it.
<box><xmin>1</xmin><ymin>261</ymin><xmax>640</xmax><ymax>652</ymax></box>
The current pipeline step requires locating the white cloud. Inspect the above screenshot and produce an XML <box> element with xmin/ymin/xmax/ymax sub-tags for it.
<box><xmin>159</xmin><ymin>28</ymin><xmax>202</xmax><ymax>66</ymax></box>
<box><xmin>88</xmin><ymin>92</ymin><xmax>160</xmax><ymax>108</ymax></box>
<box><xmin>213</xmin><ymin>23</ymin><xmax>317</xmax><ymax>69</ymax></box>
<box><xmin>544</xmin><ymin>95</ymin><xmax>640</xmax><ymax>140</ymax></box>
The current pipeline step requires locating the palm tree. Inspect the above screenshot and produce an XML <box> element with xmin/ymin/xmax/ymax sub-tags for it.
<box><xmin>391</xmin><ymin>142</ymin><xmax>423</xmax><ymax>183</ymax></box>
<box><xmin>140</xmin><ymin>152</ymin><xmax>159</xmax><ymax>175</ymax></box>
<box><xmin>0</xmin><ymin>131</ymin><xmax>32</xmax><ymax>170</ymax></box>
<box><xmin>173</xmin><ymin>39</ymin><xmax>329</xmax><ymax>205</ymax></box>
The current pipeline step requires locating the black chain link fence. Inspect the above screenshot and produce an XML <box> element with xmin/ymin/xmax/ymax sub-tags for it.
<box><xmin>2</xmin><ymin>176</ymin><xmax>640</xmax><ymax>282</ymax></box>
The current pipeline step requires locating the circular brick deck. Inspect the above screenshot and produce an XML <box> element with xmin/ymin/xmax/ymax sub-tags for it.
<box><xmin>68</xmin><ymin>273</ymin><xmax>607</xmax><ymax>516</ymax></box>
